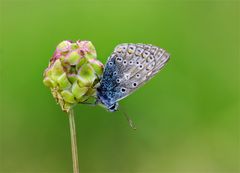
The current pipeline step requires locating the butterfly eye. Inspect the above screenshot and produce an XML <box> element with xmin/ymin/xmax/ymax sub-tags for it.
<box><xmin>113</xmin><ymin>71</ymin><xmax>118</xmax><ymax>76</ymax></box>
<box><xmin>109</xmin><ymin>62</ymin><xmax>113</xmax><ymax>66</ymax></box>
<box><xmin>139</xmin><ymin>64</ymin><xmax>143</xmax><ymax>69</ymax></box>
<box><xmin>132</xmin><ymin>82</ymin><xmax>138</xmax><ymax>87</ymax></box>
<box><xmin>129</xmin><ymin>60</ymin><xmax>133</xmax><ymax>65</ymax></box>
<box><xmin>116</xmin><ymin>79</ymin><xmax>120</xmax><ymax>83</ymax></box>
<box><xmin>136</xmin><ymin>61</ymin><xmax>140</xmax><ymax>65</ymax></box>
<box><xmin>120</xmin><ymin>87</ymin><xmax>126</xmax><ymax>93</ymax></box>
<box><xmin>123</xmin><ymin>60</ymin><xmax>127</xmax><ymax>65</ymax></box>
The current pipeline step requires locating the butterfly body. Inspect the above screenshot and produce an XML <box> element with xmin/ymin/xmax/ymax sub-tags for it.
<box><xmin>96</xmin><ymin>43</ymin><xmax>170</xmax><ymax>112</ymax></box>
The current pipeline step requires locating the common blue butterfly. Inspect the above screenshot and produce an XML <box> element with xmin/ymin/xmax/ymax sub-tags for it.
<box><xmin>96</xmin><ymin>43</ymin><xmax>170</xmax><ymax>112</ymax></box>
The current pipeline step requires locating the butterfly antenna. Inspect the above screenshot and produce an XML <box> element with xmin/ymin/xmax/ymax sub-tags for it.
<box><xmin>118</xmin><ymin>107</ymin><xmax>137</xmax><ymax>130</ymax></box>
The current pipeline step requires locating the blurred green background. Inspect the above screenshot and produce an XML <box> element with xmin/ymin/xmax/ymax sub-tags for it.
<box><xmin>0</xmin><ymin>0</ymin><xmax>239</xmax><ymax>172</ymax></box>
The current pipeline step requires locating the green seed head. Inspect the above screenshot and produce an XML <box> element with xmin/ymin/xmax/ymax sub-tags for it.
<box><xmin>43</xmin><ymin>40</ymin><xmax>104</xmax><ymax>112</ymax></box>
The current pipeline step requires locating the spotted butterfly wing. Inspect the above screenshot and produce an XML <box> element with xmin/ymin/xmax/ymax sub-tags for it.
<box><xmin>97</xmin><ymin>43</ymin><xmax>170</xmax><ymax>111</ymax></box>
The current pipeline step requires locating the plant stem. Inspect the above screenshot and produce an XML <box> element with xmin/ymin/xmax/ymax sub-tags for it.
<box><xmin>68</xmin><ymin>109</ymin><xmax>79</xmax><ymax>173</ymax></box>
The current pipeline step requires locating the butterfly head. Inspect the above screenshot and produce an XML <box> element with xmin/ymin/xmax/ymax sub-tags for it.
<box><xmin>98</xmin><ymin>100</ymin><xmax>119</xmax><ymax>112</ymax></box>
<box><xmin>107</xmin><ymin>102</ymin><xmax>119</xmax><ymax>112</ymax></box>
<box><xmin>96</xmin><ymin>93</ymin><xmax>119</xmax><ymax>112</ymax></box>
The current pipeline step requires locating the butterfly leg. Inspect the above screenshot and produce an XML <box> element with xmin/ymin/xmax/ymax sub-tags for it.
<box><xmin>81</xmin><ymin>96</ymin><xmax>98</xmax><ymax>106</ymax></box>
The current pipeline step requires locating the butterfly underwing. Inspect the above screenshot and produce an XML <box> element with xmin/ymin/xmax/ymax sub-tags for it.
<box><xmin>96</xmin><ymin>43</ymin><xmax>170</xmax><ymax>112</ymax></box>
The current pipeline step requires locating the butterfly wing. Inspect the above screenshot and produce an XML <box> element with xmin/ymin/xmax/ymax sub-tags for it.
<box><xmin>97</xmin><ymin>43</ymin><xmax>170</xmax><ymax>108</ymax></box>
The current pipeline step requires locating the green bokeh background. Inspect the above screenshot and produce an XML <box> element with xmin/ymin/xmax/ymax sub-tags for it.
<box><xmin>0</xmin><ymin>0</ymin><xmax>239</xmax><ymax>172</ymax></box>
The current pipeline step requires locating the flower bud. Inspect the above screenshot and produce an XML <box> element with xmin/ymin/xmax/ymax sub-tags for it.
<box><xmin>43</xmin><ymin>40</ymin><xmax>104</xmax><ymax>112</ymax></box>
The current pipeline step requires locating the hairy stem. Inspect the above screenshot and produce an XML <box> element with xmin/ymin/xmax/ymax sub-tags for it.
<box><xmin>68</xmin><ymin>109</ymin><xmax>79</xmax><ymax>173</ymax></box>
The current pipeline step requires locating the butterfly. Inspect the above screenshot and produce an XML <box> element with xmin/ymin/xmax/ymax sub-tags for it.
<box><xmin>95</xmin><ymin>43</ymin><xmax>170</xmax><ymax>114</ymax></box>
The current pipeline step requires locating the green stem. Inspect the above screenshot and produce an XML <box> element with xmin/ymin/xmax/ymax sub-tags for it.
<box><xmin>68</xmin><ymin>109</ymin><xmax>79</xmax><ymax>173</ymax></box>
